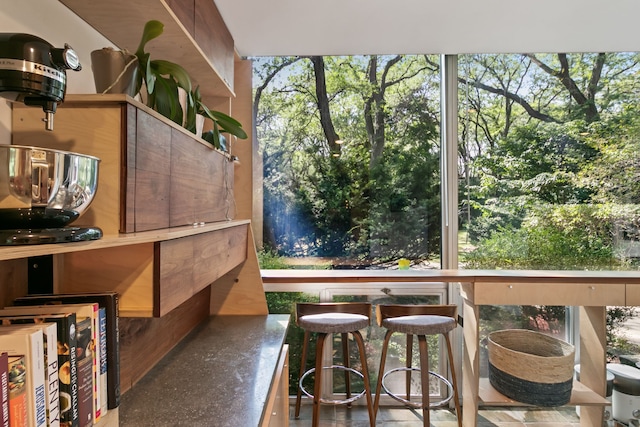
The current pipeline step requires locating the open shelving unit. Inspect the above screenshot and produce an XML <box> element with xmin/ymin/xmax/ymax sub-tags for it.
<box><xmin>59</xmin><ymin>0</ymin><xmax>235</xmax><ymax>98</ymax></box>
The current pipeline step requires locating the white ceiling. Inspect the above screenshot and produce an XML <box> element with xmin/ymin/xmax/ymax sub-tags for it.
<box><xmin>215</xmin><ymin>0</ymin><xmax>640</xmax><ymax>57</ymax></box>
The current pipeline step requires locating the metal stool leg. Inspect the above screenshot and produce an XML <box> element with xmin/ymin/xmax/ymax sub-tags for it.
<box><xmin>373</xmin><ymin>329</ymin><xmax>393</xmax><ymax>420</ymax></box>
<box><xmin>418</xmin><ymin>334</ymin><xmax>430</xmax><ymax>427</ymax></box>
<box><xmin>342</xmin><ymin>332</ymin><xmax>352</xmax><ymax>407</ymax></box>
<box><xmin>444</xmin><ymin>333</ymin><xmax>462</xmax><ymax>427</ymax></box>
<box><xmin>295</xmin><ymin>330</ymin><xmax>311</xmax><ymax>418</ymax></box>
<box><xmin>312</xmin><ymin>332</ymin><xmax>327</xmax><ymax>427</ymax></box>
<box><xmin>353</xmin><ymin>330</ymin><xmax>375</xmax><ymax>427</ymax></box>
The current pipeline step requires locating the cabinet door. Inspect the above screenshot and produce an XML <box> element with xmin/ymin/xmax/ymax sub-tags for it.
<box><xmin>195</xmin><ymin>0</ymin><xmax>234</xmax><ymax>90</ymax></box>
<box><xmin>264</xmin><ymin>345</ymin><xmax>290</xmax><ymax>427</ymax></box>
<box><xmin>157</xmin><ymin>225</ymin><xmax>248</xmax><ymax>316</ymax></box>
<box><xmin>166</xmin><ymin>0</ymin><xmax>195</xmax><ymax>36</ymax></box>
<box><xmin>135</xmin><ymin>109</ymin><xmax>171</xmax><ymax>231</ymax></box>
<box><xmin>170</xmin><ymin>128</ymin><xmax>233</xmax><ymax>226</ymax></box>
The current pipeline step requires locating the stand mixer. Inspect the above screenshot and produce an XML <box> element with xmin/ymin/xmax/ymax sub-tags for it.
<box><xmin>0</xmin><ymin>33</ymin><xmax>102</xmax><ymax>245</ymax></box>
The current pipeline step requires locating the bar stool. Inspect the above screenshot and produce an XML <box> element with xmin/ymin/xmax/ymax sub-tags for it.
<box><xmin>294</xmin><ymin>302</ymin><xmax>375</xmax><ymax>427</ymax></box>
<box><xmin>373</xmin><ymin>304</ymin><xmax>462</xmax><ymax>427</ymax></box>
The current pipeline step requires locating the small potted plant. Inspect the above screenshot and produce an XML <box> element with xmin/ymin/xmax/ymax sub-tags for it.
<box><xmin>90</xmin><ymin>20</ymin><xmax>247</xmax><ymax>148</ymax></box>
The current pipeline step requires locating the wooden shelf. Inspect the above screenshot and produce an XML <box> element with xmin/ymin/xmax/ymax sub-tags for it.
<box><xmin>59</xmin><ymin>0</ymin><xmax>234</xmax><ymax>98</ymax></box>
<box><xmin>0</xmin><ymin>220</ymin><xmax>250</xmax><ymax>262</ymax></box>
<box><xmin>479</xmin><ymin>378</ymin><xmax>610</xmax><ymax>407</ymax></box>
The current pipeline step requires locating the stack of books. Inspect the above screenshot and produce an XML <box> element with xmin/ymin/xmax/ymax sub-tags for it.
<box><xmin>0</xmin><ymin>292</ymin><xmax>120</xmax><ymax>427</ymax></box>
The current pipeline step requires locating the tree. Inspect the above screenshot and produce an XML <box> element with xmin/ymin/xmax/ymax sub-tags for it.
<box><xmin>254</xmin><ymin>55</ymin><xmax>441</xmax><ymax>260</ymax></box>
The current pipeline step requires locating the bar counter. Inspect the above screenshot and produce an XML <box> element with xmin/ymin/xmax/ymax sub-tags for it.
<box><xmin>262</xmin><ymin>268</ymin><xmax>640</xmax><ymax>426</ymax></box>
<box><xmin>119</xmin><ymin>314</ymin><xmax>290</xmax><ymax>426</ymax></box>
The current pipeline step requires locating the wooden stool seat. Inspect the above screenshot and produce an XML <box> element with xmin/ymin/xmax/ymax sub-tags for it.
<box><xmin>374</xmin><ymin>304</ymin><xmax>462</xmax><ymax>427</ymax></box>
<box><xmin>294</xmin><ymin>302</ymin><xmax>375</xmax><ymax>427</ymax></box>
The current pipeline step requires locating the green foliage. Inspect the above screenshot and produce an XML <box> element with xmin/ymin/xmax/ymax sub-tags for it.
<box><xmin>257</xmin><ymin>249</ymin><xmax>291</xmax><ymax>269</ymax></box>
<box><xmin>189</xmin><ymin>85</ymin><xmax>248</xmax><ymax>149</ymax></box>
<box><xmin>463</xmin><ymin>204</ymin><xmax>623</xmax><ymax>270</ymax></box>
<box><xmin>135</xmin><ymin>20</ymin><xmax>191</xmax><ymax>124</ymax></box>
<box><xmin>257</xmin><ymin>53</ymin><xmax>640</xmax><ymax>266</ymax></box>
<box><xmin>135</xmin><ymin>21</ymin><xmax>247</xmax><ymax>146</ymax></box>
<box><xmin>257</xmin><ymin>55</ymin><xmax>442</xmax><ymax>261</ymax></box>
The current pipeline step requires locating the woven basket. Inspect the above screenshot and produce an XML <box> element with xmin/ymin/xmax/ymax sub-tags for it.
<box><xmin>487</xmin><ymin>329</ymin><xmax>575</xmax><ymax>406</ymax></box>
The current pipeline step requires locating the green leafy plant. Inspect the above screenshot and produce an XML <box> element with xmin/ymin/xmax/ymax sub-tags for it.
<box><xmin>135</xmin><ymin>20</ymin><xmax>192</xmax><ymax>125</ymax></box>
<box><xmin>134</xmin><ymin>20</ymin><xmax>247</xmax><ymax>150</ymax></box>
<box><xmin>187</xmin><ymin>86</ymin><xmax>248</xmax><ymax>151</ymax></box>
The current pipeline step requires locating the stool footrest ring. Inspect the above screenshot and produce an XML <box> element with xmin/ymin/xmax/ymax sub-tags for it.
<box><xmin>381</xmin><ymin>367</ymin><xmax>454</xmax><ymax>409</ymax></box>
<box><xmin>299</xmin><ymin>365</ymin><xmax>366</xmax><ymax>405</ymax></box>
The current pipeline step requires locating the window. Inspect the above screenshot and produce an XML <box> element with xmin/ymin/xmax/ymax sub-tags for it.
<box><xmin>256</xmin><ymin>51</ymin><xmax>640</xmax><ymax>400</ymax></box>
<box><xmin>254</xmin><ymin>55</ymin><xmax>442</xmax><ymax>269</ymax></box>
<box><xmin>457</xmin><ymin>52</ymin><xmax>640</xmax><ymax>362</ymax></box>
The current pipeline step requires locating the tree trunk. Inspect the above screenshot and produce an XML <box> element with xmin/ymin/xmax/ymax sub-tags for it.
<box><xmin>311</xmin><ymin>56</ymin><xmax>341</xmax><ymax>153</ymax></box>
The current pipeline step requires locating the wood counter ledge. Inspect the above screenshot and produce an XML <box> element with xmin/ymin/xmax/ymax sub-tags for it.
<box><xmin>261</xmin><ymin>268</ymin><xmax>640</xmax><ymax>284</ymax></box>
<box><xmin>119</xmin><ymin>314</ymin><xmax>290</xmax><ymax>426</ymax></box>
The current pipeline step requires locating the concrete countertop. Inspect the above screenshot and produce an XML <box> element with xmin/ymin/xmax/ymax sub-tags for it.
<box><xmin>119</xmin><ymin>314</ymin><xmax>290</xmax><ymax>426</ymax></box>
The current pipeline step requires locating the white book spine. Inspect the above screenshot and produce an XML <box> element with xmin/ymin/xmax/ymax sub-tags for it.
<box><xmin>41</xmin><ymin>324</ymin><xmax>60</xmax><ymax>427</ymax></box>
<box><xmin>0</xmin><ymin>330</ymin><xmax>47</xmax><ymax>427</ymax></box>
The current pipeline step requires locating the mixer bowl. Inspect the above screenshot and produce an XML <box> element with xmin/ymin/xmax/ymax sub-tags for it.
<box><xmin>0</xmin><ymin>145</ymin><xmax>100</xmax><ymax>229</ymax></box>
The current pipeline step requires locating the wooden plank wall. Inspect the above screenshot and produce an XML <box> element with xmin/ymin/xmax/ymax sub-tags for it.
<box><xmin>119</xmin><ymin>287</ymin><xmax>211</xmax><ymax>393</ymax></box>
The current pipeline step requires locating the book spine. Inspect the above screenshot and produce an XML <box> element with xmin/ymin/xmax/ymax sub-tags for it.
<box><xmin>75</xmin><ymin>318</ymin><xmax>92</xmax><ymax>427</ymax></box>
<box><xmin>0</xmin><ymin>353</ymin><xmax>8</xmax><ymax>427</ymax></box>
<box><xmin>30</xmin><ymin>332</ymin><xmax>47</xmax><ymax>427</ymax></box>
<box><xmin>89</xmin><ymin>306</ymin><xmax>99</xmax><ymax>424</ymax></box>
<box><xmin>1</xmin><ymin>330</ymin><xmax>48</xmax><ymax>427</ymax></box>
<box><xmin>41</xmin><ymin>325</ymin><xmax>60</xmax><ymax>427</ymax></box>
<box><xmin>54</xmin><ymin>315</ymin><xmax>79</xmax><ymax>427</ymax></box>
<box><xmin>109</xmin><ymin>295</ymin><xmax>120</xmax><ymax>409</ymax></box>
<box><xmin>97</xmin><ymin>309</ymin><xmax>107</xmax><ymax>418</ymax></box>
<box><xmin>8</xmin><ymin>355</ymin><xmax>27</xmax><ymax>427</ymax></box>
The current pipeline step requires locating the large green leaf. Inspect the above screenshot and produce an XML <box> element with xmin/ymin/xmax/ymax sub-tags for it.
<box><xmin>136</xmin><ymin>20</ymin><xmax>164</xmax><ymax>57</ymax></box>
<box><xmin>153</xmin><ymin>77</ymin><xmax>182</xmax><ymax>125</ymax></box>
<box><xmin>151</xmin><ymin>59</ymin><xmax>192</xmax><ymax>91</ymax></box>
<box><xmin>210</xmin><ymin>110</ymin><xmax>248</xmax><ymax>139</ymax></box>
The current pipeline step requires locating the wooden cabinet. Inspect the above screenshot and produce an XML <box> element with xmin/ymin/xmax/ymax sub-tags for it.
<box><xmin>13</xmin><ymin>95</ymin><xmax>235</xmax><ymax>236</ymax></box>
<box><xmin>467</xmin><ymin>280</ymin><xmax>627</xmax><ymax>306</ymax></box>
<box><xmin>264</xmin><ymin>345</ymin><xmax>290</xmax><ymax>427</ymax></box>
<box><xmin>194</xmin><ymin>0</ymin><xmax>235</xmax><ymax>90</ymax></box>
<box><xmin>57</xmin><ymin>223</ymin><xmax>248</xmax><ymax>317</ymax></box>
<box><xmin>4</xmin><ymin>1</ymin><xmax>273</xmax><ymax>424</ymax></box>
<box><xmin>11</xmin><ymin>95</ymin><xmax>250</xmax><ymax>317</ymax></box>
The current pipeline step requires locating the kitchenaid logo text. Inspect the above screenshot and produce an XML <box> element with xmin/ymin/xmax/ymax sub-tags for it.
<box><xmin>0</xmin><ymin>58</ymin><xmax>66</xmax><ymax>83</ymax></box>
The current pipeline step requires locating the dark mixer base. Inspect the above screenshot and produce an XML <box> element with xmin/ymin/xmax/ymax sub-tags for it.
<box><xmin>0</xmin><ymin>227</ymin><xmax>103</xmax><ymax>245</ymax></box>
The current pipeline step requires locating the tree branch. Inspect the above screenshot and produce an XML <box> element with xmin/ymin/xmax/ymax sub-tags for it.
<box><xmin>458</xmin><ymin>76</ymin><xmax>562</xmax><ymax>123</ymax></box>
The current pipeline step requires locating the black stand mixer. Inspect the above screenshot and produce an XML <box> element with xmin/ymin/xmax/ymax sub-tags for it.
<box><xmin>0</xmin><ymin>33</ymin><xmax>102</xmax><ymax>245</ymax></box>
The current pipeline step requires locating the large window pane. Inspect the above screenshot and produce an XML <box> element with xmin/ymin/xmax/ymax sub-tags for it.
<box><xmin>254</xmin><ymin>55</ymin><xmax>442</xmax><ymax>269</ymax></box>
<box><xmin>457</xmin><ymin>52</ymin><xmax>640</xmax><ymax>365</ymax></box>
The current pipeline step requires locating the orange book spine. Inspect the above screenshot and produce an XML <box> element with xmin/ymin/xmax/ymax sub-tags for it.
<box><xmin>8</xmin><ymin>356</ymin><xmax>26</xmax><ymax>427</ymax></box>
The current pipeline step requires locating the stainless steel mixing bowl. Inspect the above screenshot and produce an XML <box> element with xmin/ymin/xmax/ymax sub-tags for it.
<box><xmin>0</xmin><ymin>145</ymin><xmax>100</xmax><ymax>229</ymax></box>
